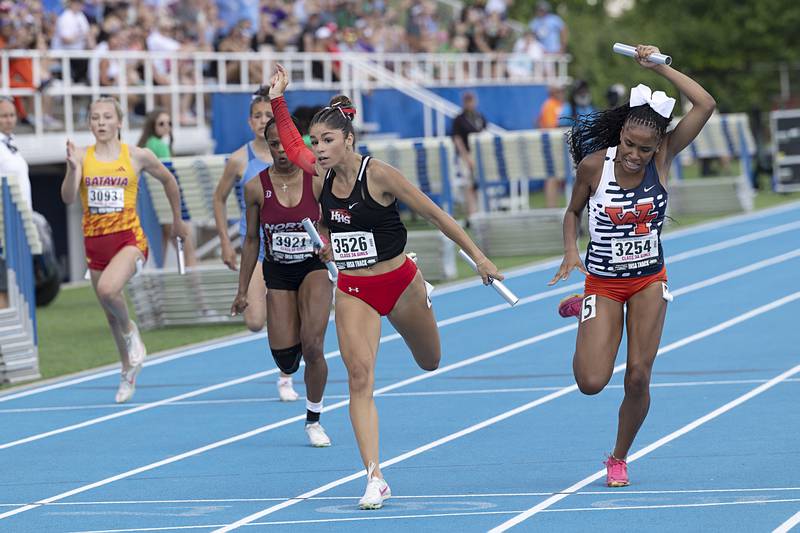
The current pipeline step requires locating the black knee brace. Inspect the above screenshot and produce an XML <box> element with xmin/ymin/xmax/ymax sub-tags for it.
<box><xmin>271</xmin><ymin>343</ymin><xmax>302</xmax><ymax>374</ymax></box>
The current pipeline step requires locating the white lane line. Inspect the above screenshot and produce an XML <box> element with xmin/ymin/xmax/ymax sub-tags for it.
<box><xmin>545</xmin><ymin>498</ymin><xmax>800</xmax><ymax>512</ymax></box>
<box><xmin>7</xmin><ymin>238</ymin><xmax>796</xmax><ymax>451</ymax></box>
<box><xmin>774</xmin><ymin>510</ymin><xmax>800</xmax><ymax>533</ymax></box>
<box><xmin>6</xmin><ymin>377</ymin><xmax>800</xmax><ymax>414</ymax></box>
<box><xmin>0</xmin><ymin>301</ymin><xmax>566</xmax><ymax>448</ymax></box>
<box><xmin>422</xmin><ymin>200</ymin><xmax>800</xmax><ymax>297</ymax></box>
<box><xmin>3</xmin><ymin>203</ymin><xmax>798</xmax><ymax>402</ymax></box>
<box><xmin>0</xmin><ymin>325</ymin><xmax>575</xmax><ymax>521</ymax></box>
<box><xmin>64</xmin><ymin>497</ymin><xmax>800</xmax><ymax>533</ymax></box>
<box><xmin>1</xmin><ymin>275</ymin><xmax>798</xmax><ymax>521</ymax></box>
<box><xmin>667</xmin><ymin>221</ymin><xmax>800</xmax><ymax>263</ymax></box>
<box><xmin>212</xmin><ymin>292</ymin><xmax>800</xmax><ymax>532</ymax></box>
<box><xmin>0</xmin><ymin>333</ymin><xmax>261</xmax><ymax>403</ymax></box>
<box><xmin>490</xmin><ymin>361</ymin><xmax>800</xmax><ymax>532</ymax></box>
<box><xmin>671</xmin><ymin>249</ymin><xmax>800</xmax><ymax>297</ymax></box>
<box><xmin>657</xmin><ymin>199</ymin><xmax>800</xmax><ymax>239</ymax></box>
<box><xmin>3</xmin><ymin>486</ymin><xmax>799</xmax><ymax>507</ymax></box>
<box><xmin>13</xmin><ymin>243</ymin><xmax>795</xmax><ymax>420</ymax></box>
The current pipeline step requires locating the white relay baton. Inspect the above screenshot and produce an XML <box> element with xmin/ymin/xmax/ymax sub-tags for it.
<box><xmin>302</xmin><ymin>218</ymin><xmax>338</xmax><ymax>280</ymax></box>
<box><xmin>458</xmin><ymin>249</ymin><xmax>519</xmax><ymax>306</ymax></box>
<box><xmin>176</xmin><ymin>236</ymin><xmax>186</xmax><ymax>275</ymax></box>
<box><xmin>613</xmin><ymin>43</ymin><xmax>672</xmax><ymax>65</ymax></box>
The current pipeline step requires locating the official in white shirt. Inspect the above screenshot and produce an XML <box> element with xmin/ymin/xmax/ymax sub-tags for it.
<box><xmin>0</xmin><ymin>96</ymin><xmax>32</xmax><ymax>308</ymax></box>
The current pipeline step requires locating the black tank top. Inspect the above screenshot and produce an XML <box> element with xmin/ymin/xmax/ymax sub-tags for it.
<box><xmin>320</xmin><ymin>156</ymin><xmax>407</xmax><ymax>270</ymax></box>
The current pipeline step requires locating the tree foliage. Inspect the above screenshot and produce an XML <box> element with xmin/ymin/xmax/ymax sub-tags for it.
<box><xmin>510</xmin><ymin>0</ymin><xmax>800</xmax><ymax>111</ymax></box>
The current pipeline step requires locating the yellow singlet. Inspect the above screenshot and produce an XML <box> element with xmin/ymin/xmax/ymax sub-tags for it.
<box><xmin>80</xmin><ymin>143</ymin><xmax>141</xmax><ymax>237</ymax></box>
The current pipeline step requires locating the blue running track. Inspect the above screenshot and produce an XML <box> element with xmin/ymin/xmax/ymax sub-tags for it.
<box><xmin>1</xmin><ymin>202</ymin><xmax>799</xmax><ymax>532</ymax></box>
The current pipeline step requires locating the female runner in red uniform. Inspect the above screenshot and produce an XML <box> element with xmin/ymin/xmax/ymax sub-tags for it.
<box><xmin>268</xmin><ymin>65</ymin><xmax>502</xmax><ymax>509</ymax></box>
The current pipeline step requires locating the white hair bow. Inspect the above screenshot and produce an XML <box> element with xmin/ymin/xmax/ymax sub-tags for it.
<box><xmin>629</xmin><ymin>84</ymin><xmax>675</xmax><ymax>118</ymax></box>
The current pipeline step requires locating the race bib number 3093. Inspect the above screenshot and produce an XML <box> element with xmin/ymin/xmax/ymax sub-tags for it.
<box><xmin>88</xmin><ymin>187</ymin><xmax>124</xmax><ymax>213</ymax></box>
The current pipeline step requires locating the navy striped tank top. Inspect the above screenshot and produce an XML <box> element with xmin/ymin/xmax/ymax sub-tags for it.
<box><xmin>585</xmin><ymin>146</ymin><xmax>668</xmax><ymax>278</ymax></box>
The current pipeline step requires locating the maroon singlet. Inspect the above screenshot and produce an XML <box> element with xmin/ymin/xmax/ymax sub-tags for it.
<box><xmin>259</xmin><ymin>167</ymin><xmax>321</xmax><ymax>264</ymax></box>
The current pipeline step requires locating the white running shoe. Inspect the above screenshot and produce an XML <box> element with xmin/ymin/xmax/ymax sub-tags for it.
<box><xmin>358</xmin><ymin>463</ymin><xmax>391</xmax><ymax>510</ymax></box>
<box><xmin>424</xmin><ymin>280</ymin><xmax>434</xmax><ymax>308</ymax></box>
<box><xmin>123</xmin><ymin>321</ymin><xmax>147</xmax><ymax>367</ymax></box>
<box><xmin>115</xmin><ymin>365</ymin><xmax>141</xmax><ymax>403</ymax></box>
<box><xmin>407</xmin><ymin>252</ymin><xmax>434</xmax><ymax>307</ymax></box>
<box><xmin>305</xmin><ymin>422</ymin><xmax>331</xmax><ymax>447</ymax></box>
<box><xmin>277</xmin><ymin>378</ymin><xmax>299</xmax><ymax>402</ymax></box>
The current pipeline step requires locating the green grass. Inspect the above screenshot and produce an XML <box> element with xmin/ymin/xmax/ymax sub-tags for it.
<box><xmin>35</xmin><ymin>288</ymin><xmax>244</xmax><ymax>381</ymax></box>
<box><xmin>10</xmin><ymin>181</ymin><xmax>800</xmax><ymax>390</ymax></box>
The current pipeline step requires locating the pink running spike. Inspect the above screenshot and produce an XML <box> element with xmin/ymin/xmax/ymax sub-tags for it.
<box><xmin>604</xmin><ymin>455</ymin><xmax>630</xmax><ymax>487</ymax></box>
<box><xmin>558</xmin><ymin>294</ymin><xmax>583</xmax><ymax>318</ymax></box>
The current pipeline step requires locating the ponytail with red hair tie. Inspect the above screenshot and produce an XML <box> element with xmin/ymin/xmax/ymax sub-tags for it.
<box><xmin>324</xmin><ymin>104</ymin><xmax>356</xmax><ymax>120</ymax></box>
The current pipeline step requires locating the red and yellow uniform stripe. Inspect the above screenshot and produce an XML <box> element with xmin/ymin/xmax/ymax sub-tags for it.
<box><xmin>80</xmin><ymin>143</ymin><xmax>141</xmax><ymax>237</ymax></box>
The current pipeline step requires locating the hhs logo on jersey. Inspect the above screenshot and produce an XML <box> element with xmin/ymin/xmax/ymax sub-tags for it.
<box><xmin>330</xmin><ymin>208</ymin><xmax>351</xmax><ymax>224</ymax></box>
<box><xmin>605</xmin><ymin>202</ymin><xmax>657</xmax><ymax>235</ymax></box>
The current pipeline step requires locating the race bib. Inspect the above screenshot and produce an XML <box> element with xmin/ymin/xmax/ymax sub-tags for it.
<box><xmin>88</xmin><ymin>187</ymin><xmax>124</xmax><ymax>213</ymax></box>
<box><xmin>610</xmin><ymin>231</ymin><xmax>659</xmax><ymax>264</ymax></box>
<box><xmin>271</xmin><ymin>231</ymin><xmax>313</xmax><ymax>256</ymax></box>
<box><xmin>331</xmin><ymin>231</ymin><xmax>377</xmax><ymax>268</ymax></box>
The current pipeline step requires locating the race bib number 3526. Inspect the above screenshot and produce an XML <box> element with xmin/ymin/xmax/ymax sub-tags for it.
<box><xmin>331</xmin><ymin>231</ymin><xmax>377</xmax><ymax>264</ymax></box>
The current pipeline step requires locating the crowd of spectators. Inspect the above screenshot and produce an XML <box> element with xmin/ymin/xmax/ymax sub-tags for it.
<box><xmin>1</xmin><ymin>0</ymin><xmax>568</xmax><ymax>125</ymax></box>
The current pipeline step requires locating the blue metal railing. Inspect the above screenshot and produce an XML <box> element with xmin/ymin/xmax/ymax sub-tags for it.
<box><xmin>1</xmin><ymin>176</ymin><xmax>37</xmax><ymax>342</ymax></box>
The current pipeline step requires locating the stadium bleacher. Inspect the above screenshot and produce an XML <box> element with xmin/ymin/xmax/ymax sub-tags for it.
<box><xmin>0</xmin><ymin>174</ymin><xmax>42</xmax><ymax>383</ymax></box>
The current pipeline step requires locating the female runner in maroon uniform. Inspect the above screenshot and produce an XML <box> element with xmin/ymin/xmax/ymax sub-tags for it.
<box><xmin>231</xmin><ymin>115</ymin><xmax>333</xmax><ymax>447</ymax></box>
<box><xmin>550</xmin><ymin>45</ymin><xmax>716</xmax><ymax>486</ymax></box>
<box><xmin>267</xmin><ymin>65</ymin><xmax>502</xmax><ymax>509</ymax></box>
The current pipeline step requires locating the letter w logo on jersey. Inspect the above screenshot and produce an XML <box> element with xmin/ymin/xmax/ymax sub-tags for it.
<box><xmin>605</xmin><ymin>202</ymin><xmax>657</xmax><ymax>235</ymax></box>
<box><xmin>330</xmin><ymin>208</ymin><xmax>351</xmax><ymax>224</ymax></box>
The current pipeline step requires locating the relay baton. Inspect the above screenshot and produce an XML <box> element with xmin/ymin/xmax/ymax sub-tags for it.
<box><xmin>612</xmin><ymin>43</ymin><xmax>672</xmax><ymax>65</ymax></box>
<box><xmin>458</xmin><ymin>249</ymin><xmax>519</xmax><ymax>306</ymax></box>
<box><xmin>302</xmin><ymin>218</ymin><xmax>338</xmax><ymax>279</ymax></box>
<box><xmin>176</xmin><ymin>236</ymin><xmax>186</xmax><ymax>275</ymax></box>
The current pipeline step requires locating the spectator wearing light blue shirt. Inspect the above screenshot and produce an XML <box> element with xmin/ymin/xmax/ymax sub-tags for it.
<box><xmin>216</xmin><ymin>0</ymin><xmax>259</xmax><ymax>37</ymax></box>
<box><xmin>528</xmin><ymin>1</ymin><xmax>567</xmax><ymax>54</ymax></box>
<box><xmin>559</xmin><ymin>79</ymin><xmax>596</xmax><ymax>127</ymax></box>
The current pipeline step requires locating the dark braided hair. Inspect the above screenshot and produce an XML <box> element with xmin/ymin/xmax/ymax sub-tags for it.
<box><xmin>264</xmin><ymin>114</ymin><xmax>302</xmax><ymax>142</ymax></box>
<box><xmin>309</xmin><ymin>94</ymin><xmax>357</xmax><ymax>144</ymax></box>
<box><xmin>567</xmin><ymin>104</ymin><xmax>671</xmax><ymax>166</ymax></box>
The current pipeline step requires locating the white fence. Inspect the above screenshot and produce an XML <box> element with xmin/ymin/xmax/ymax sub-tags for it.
<box><xmin>1</xmin><ymin>49</ymin><xmax>570</xmax><ymax>145</ymax></box>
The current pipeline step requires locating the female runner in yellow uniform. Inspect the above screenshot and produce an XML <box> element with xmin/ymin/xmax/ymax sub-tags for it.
<box><xmin>61</xmin><ymin>97</ymin><xmax>188</xmax><ymax>403</ymax></box>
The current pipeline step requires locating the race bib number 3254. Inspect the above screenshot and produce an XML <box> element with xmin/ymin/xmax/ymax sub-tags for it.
<box><xmin>610</xmin><ymin>231</ymin><xmax>659</xmax><ymax>264</ymax></box>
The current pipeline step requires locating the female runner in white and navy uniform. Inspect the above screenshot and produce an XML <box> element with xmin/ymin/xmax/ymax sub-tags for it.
<box><xmin>231</xmin><ymin>115</ymin><xmax>333</xmax><ymax>448</ymax></box>
<box><xmin>550</xmin><ymin>45</ymin><xmax>716</xmax><ymax>487</ymax></box>
<box><xmin>267</xmin><ymin>64</ymin><xmax>502</xmax><ymax>510</ymax></box>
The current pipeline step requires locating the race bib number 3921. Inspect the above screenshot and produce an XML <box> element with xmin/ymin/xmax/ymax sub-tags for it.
<box><xmin>88</xmin><ymin>187</ymin><xmax>124</xmax><ymax>213</ymax></box>
<box><xmin>610</xmin><ymin>231</ymin><xmax>659</xmax><ymax>264</ymax></box>
<box><xmin>271</xmin><ymin>232</ymin><xmax>313</xmax><ymax>256</ymax></box>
